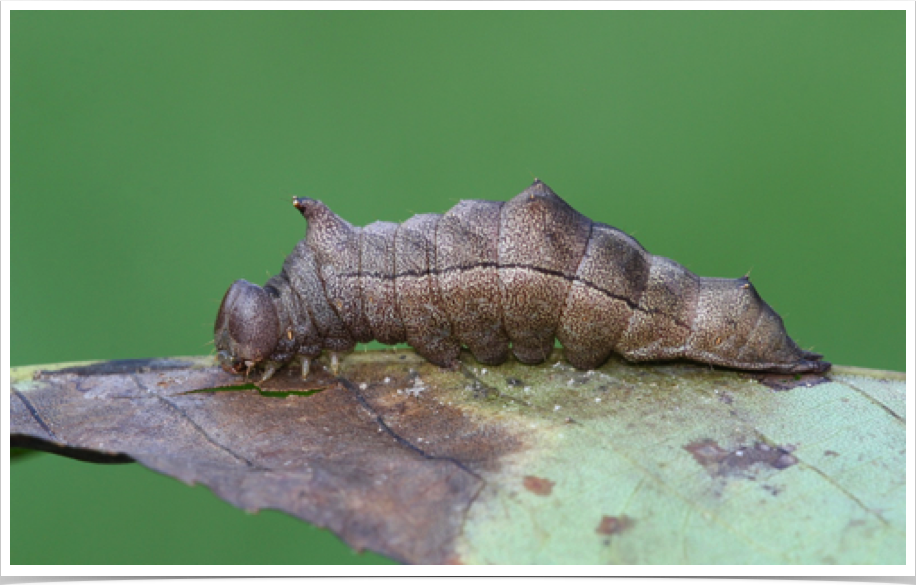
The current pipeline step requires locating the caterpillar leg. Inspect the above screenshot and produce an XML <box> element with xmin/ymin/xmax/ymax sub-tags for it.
<box><xmin>330</xmin><ymin>352</ymin><xmax>340</xmax><ymax>376</ymax></box>
<box><xmin>258</xmin><ymin>361</ymin><xmax>282</xmax><ymax>383</ymax></box>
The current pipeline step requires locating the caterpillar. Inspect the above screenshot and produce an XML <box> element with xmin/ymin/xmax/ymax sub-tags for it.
<box><xmin>214</xmin><ymin>180</ymin><xmax>829</xmax><ymax>382</ymax></box>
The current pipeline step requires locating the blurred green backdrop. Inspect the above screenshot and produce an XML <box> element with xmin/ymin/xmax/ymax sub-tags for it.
<box><xmin>11</xmin><ymin>10</ymin><xmax>904</xmax><ymax>564</ymax></box>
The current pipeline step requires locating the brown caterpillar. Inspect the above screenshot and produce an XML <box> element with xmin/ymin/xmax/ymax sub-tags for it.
<box><xmin>214</xmin><ymin>180</ymin><xmax>828</xmax><ymax>381</ymax></box>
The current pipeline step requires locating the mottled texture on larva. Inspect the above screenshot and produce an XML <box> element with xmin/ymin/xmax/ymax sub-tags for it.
<box><xmin>688</xmin><ymin>277</ymin><xmax>760</xmax><ymax>364</ymax></box>
<box><xmin>262</xmin><ymin>275</ymin><xmax>297</xmax><ymax>363</ymax></box>
<box><xmin>359</xmin><ymin>221</ymin><xmax>407</xmax><ymax>345</ymax></box>
<box><xmin>436</xmin><ymin>200</ymin><xmax>510</xmax><ymax>366</ymax></box>
<box><xmin>214</xmin><ymin>179</ymin><xmax>830</xmax><ymax>379</ymax></box>
<box><xmin>265</xmin><ymin>273</ymin><xmax>322</xmax><ymax>359</ymax></box>
<box><xmin>556</xmin><ymin>223</ymin><xmax>651</xmax><ymax>369</ymax></box>
<box><xmin>498</xmin><ymin>181</ymin><xmax>592</xmax><ymax>364</ymax></box>
<box><xmin>616</xmin><ymin>256</ymin><xmax>700</xmax><ymax>361</ymax></box>
<box><xmin>395</xmin><ymin>214</ymin><xmax>460</xmax><ymax>366</ymax></box>
<box><xmin>297</xmin><ymin>199</ymin><xmax>373</xmax><ymax>344</ymax></box>
<box><xmin>281</xmin><ymin>240</ymin><xmax>353</xmax><ymax>352</ymax></box>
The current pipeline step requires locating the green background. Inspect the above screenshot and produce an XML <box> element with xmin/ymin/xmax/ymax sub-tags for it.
<box><xmin>11</xmin><ymin>11</ymin><xmax>904</xmax><ymax>564</ymax></box>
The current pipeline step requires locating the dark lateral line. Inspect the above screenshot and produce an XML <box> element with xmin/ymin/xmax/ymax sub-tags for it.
<box><xmin>13</xmin><ymin>388</ymin><xmax>61</xmax><ymax>442</ymax></box>
<box><xmin>337</xmin><ymin>377</ymin><xmax>482</xmax><ymax>481</ymax></box>
<box><xmin>340</xmin><ymin>261</ymin><xmax>691</xmax><ymax>330</ymax></box>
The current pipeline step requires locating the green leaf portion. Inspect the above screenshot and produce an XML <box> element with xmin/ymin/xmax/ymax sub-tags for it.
<box><xmin>438</xmin><ymin>360</ymin><xmax>906</xmax><ymax>564</ymax></box>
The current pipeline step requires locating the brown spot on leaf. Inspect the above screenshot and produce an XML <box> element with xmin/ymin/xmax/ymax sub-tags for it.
<box><xmin>523</xmin><ymin>475</ymin><xmax>555</xmax><ymax>496</ymax></box>
<box><xmin>772</xmin><ymin>452</ymin><xmax>798</xmax><ymax>469</ymax></box>
<box><xmin>824</xmin><ymin>450</ymin><xmax>839</xmax><ymax>457</ymax></box>
<box><xmin>761</xmin><ymin>484</ymin><xmax>782</xmax><ymax>496</ymax></box>
<box><xmin>684</xmin><ymin>439</ymin><xmax>798</xmax><ymax>478</ymax></box>
<box><xmin>596</xmin><ymin>514</ymin><xmax>634</xmax><ymax>536</ymax></box>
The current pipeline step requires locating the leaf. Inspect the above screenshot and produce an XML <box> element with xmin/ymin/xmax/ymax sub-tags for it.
<box><xmin>9</xmin><ymin>351</ymin><xmax>906</xmax><ymax>564</ymax></box>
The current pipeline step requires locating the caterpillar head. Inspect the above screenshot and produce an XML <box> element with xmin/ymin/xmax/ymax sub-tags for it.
<box><xmin>214</xmin><ymin>279</ymin><xmax>280</xmax><ymax>375</ymax></box>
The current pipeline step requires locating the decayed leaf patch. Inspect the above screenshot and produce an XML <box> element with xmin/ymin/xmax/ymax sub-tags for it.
<box><xmin>11</xmin><ymin>353</ymin><xmax>527</xmax><ymax>563</ymax></box>
<box><xmin>684</xmin><ymin>439</ymin><xmax>798</xmax><ymax>478</ymax></box>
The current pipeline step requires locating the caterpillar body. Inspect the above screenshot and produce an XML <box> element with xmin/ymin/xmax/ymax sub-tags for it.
<box><xmin>215</xmin><ymin>180</ymin><xmax>828</xmax><ymax>381</ymax></box>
